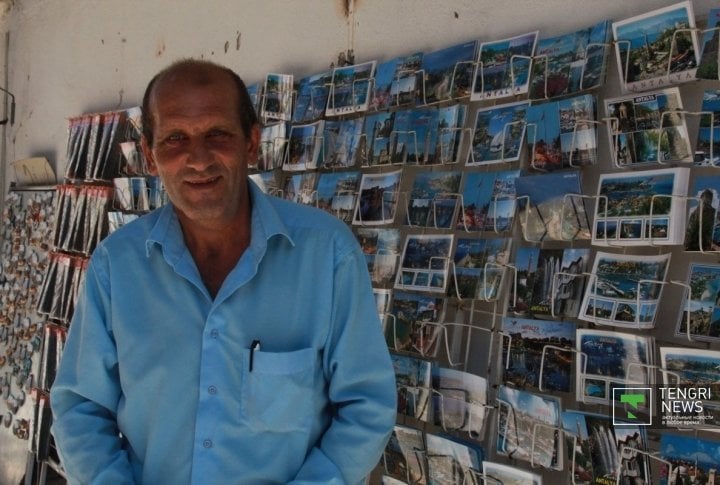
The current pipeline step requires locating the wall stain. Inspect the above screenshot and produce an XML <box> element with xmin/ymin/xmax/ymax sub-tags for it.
<box><xmin>156</xmin><ymin>40</ymin><xmax>165</xmax><ymax>57</ymax></box>
<box><xmin>224</xmin><ymin>41</ymin><xmax>229</xmax><ymax>54</ymax></box>
<box><xmin>236</xmin><ymin>31</ymin><xmax>241</xmax><ymax>50</ymax></box>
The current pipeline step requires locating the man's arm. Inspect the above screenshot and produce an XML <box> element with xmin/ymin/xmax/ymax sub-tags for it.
<box><xmin>292</xmin><ymin>247</ymin><xmax>397</xmax><ymax>485</ymax></box>
<box><xmin>50</xmin><ymin>256</ymin><xmax>135</xmax><ymax>484</ymax></box>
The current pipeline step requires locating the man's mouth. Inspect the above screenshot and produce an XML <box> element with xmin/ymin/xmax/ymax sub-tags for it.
<box><xmin>186</xmin><ymin>176</ymin><xmax>221</xmax><ymax>186</ymax></box>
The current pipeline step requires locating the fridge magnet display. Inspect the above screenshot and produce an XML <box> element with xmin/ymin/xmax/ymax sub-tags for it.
<box><xmin>468</xmin><ymin>101</ymin><xmax>529</xmax><ymax>165</ymax></box>
<box><xmin>471</xmin><ymin>31</ymin><xmax>539</xmax><ymax>101</ymax></box>
<box><xmin>395</xmin><ymin>234</ymin><xmax>454</xmax><ymax>294</ymax></box>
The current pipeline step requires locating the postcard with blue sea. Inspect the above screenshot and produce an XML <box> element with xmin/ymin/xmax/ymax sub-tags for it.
<box><xmin>471</xmin><ymin>31</ymin><xmax>539</xmax><ymax>101</ymax></box>
<box><xmin>468</xmin><ymin>101</ymin><xmax>529</xmax><ymax>165</ymax></box>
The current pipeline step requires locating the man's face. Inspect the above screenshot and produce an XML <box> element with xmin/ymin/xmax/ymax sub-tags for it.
<box><xmin>142</xmin><ymin>71</ymin><xmax>259</xmax><ymax>226</ymax></box>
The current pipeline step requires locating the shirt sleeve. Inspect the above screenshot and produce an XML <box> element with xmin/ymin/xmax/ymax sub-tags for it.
<box><xmin>49</xmin><ymin>249</ymin><xmax>135</xmax><ymax>484</ymax></box>
<box><xmin>291</xmin><ymin>245</ymin><xmax>397</xmax><ymax>484</ymax></box>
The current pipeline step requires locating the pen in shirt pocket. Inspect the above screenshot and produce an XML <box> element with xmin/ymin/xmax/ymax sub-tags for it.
<box><xmin>249</xmin><ymin>340</ymin><xmax>261</xmax><ymax>372</ymax></box>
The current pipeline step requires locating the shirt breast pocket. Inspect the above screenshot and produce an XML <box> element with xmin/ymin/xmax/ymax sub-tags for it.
<box><xmin>241</xmin><ymin>347</ymin><xmax>319</xmax><ymax>432</ymax></box>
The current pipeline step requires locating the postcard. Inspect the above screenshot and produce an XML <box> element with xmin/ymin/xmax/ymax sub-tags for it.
<box><xmin>501</xmin><ymin>317</ymin><xmax>576</xmax><ymax>392</ymax></box>
<box><xmin>406</xmin><ymin>170</ymin><xmax>462</xmax><ymax>228</ymax></box>
<box><xmin>684</xmin><ymin>174</ymin><xmax>720</xmax><ymax>251</ymax></box>
<box><xmin>437</xmin><ymin>104</ymin><xmax>468</xmax><ymax>164</ymax></box>
<box><xmin>282</xmin><ymin>172</ymin><xmax>318</xmax><ymax>206</ymax></box>
<box><xmin>471</xmin><ymin>31</ymin><xmax>539</xmax><ymax>101</ymax></box>
<box><xmin>386</xmin><ymin>290</ymin><xmax>446</xmax><ymax>358</ymax></box>
<box><xmin>697</xmin><ymin>8</ymin><xmax>720</xmax><ymax>80</ymax></box>
<box><xmin>283</xmin><ymin>120</ymin><xmax>324</xmax><ymax>171</ymax></box>
<box><xmin>449</xmin><ymin>237</ymin><xmax>511</xmax><ymax>301</ymax></box>
<box><xmin>362</xmin><ymin>111</ymin><xmax>396</xmax><ymax>166</ymax></box>
<box><xmin>353</xmin><ymin>169</ymin><xmax>402</xmax><ymax>225</ymax></box>
<box><xmin>390</xmin><ymin>107</ymin><xmax>440</xmax><ymax>165</ymax></box>
<box><xmin>371</xmin><ymin>52</ymin><xmax>423</xmax><ymax>111</ymax></box>
<box><xmin>579</xmin><ymin>251</ymin><xmax>670</xmax><ymax>328</ymax></box>
<box><xmin>526</xmin><ymin>94</ymin><xmax>598</xmax><ymax>170</ymax></box>
<box><xmin>510</xmin><ymin>247</ymin><xmax>591</xmax><ymax>318</ymax></box>
<box><xmin>395</xmin><ymin>234</ymin><xmax>454</xmax><ymax>294</ymax></box>
<box><xmin>576</xmin><ymin>329</ymin><xmax>653</xmax><ymax>405</ymax></box>
<box><xmin>425</xmin><ymin>433</ymin><xmax>483</xmax><ymax>484</ymax></box>
<box><xmin>391</xmin><ymin>353</ymin><xmax>433</xmax><ymax>422</ymax></box>
<box><xmin>355</xmin><ymin>227</ymin><xmax>401</xmax><ymax>286</ymax></box>
<box><xmin>315</xmin><ymin>171</ymin><xmax>359</xmax><ymax>222</ymax></box>
<box><xmin>374</xmin><ymin>288</ymin><xmax>392</xmax><ymax>323</ymax></box>
<box><xmin>383</xmin><ymin>424</ymin><xmax>428</xmax><ymax>484</ymax></box>
<box><xmin>417</xmin><ymin>40</ymin><xmax>477</xmax><ymax>104</ymax></box>
<box><xmin>676</xmin><ymin>263</ymin><xmax>720</xmax><ymax>341</ymax></box>
<box><xmin>516</xmin><ymin>170</ymin><xmax>591</xmax><ymax>242</ymax></box>
<box><xmin>431</xmin><ymin>367</ymin><xmax>488</xmax><ymax>439</ymax></box>
<box><xmin>326</xmin><ymin>60</ymin><xmax>376</xmax><ymax>117</ymax></box>
<box><xmin>495</xmin><ymin>385</ymin><xmax>562</xmax><ymax>470</ymax></box>
<box><xmin>612</xmin><ymin>1</ymin><xmax>699</xmax><ymax>92</ymax></box>
<box><xmin>658</xmin><ymin>432</ymin><xmax>720</xmax><ymax>484</ymax></box>
<box><xmin>482</xmin><ymin>461</ymin><xmax>542</xmax><ymax>485</ymax></box>
<box><xmin>468</xmin><ymin>101</ymin><xmax>529</xmax><ymax>165</ymax></box>
<box><xmin>246</xmin><ymin>82</ymin><xmax>262</xmax><ymax>114</ymax></box>
<box><xmin>291</xmin><ymin>70</ymin><xmax>332</xmax><ymax>124</ymax></box>
<box><xmin>592</xmin><ymin>166</ymin><xmax>690</xmax><ymax>246</ymax></box>
<box><xmin>561</xmin><ymin>410</ymin><xmax>651</xmax><ymax>485</ymax></box>
<box><xmin>261</xmin><ymin>73</ymin><xmax>293</xmax><ymax>122</ymax></box>
<box><xmin>455</xmin><ymin>169</ymin><xmax>518</xmax><ymax>232</ymax></box>
<box><xmin>256</xmin><ymin>122</ymin><xmax>287</xmax><ymax>171</ymax></box>
<box><xmin>604</xmin><ymin>88</ymin><xmax>692</xmax><ymax>165</ymax></box>
<box><xmin>695</xmin><ymin>89</ymin><xmax>720</xmax><ymax>166</ymax></box>
<box><xmin>322</xmin><ymin>118</ymin><xmax>364</xmax><ymax>168</ymax></box>
<box><xmin>530</xmin><ymin>20</ymin><xmax>611</xmax><ymax>99</ymax></box>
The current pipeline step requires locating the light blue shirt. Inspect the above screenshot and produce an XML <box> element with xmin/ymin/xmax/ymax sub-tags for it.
<box><xmin>50</xmin><ymin>180</ymin><xmax>397</xmax><ymax>484</ymax></box>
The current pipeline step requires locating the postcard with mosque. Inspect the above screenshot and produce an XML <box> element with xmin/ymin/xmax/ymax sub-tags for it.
<box><xmin>684</xmin><ymin>173</ymin><xmax>720</xmax><ymax>252</ymax></box>
<box><xmin>386</xmin><ymin>290</ymin><xmax>446</xmax><ymax>359</ymax></box>
<box><xmin>322</xmin><ymin>118</ymin><xmax>365</xmax><ymax>169</ymax></box>
<box><xmin>500</xmin><ymin>316</ymin><xmax>576</xmax><ymax>393</ymax></box>
<box><xmin>467</xmin><ymin>101</ymin><xmax>529</xmax><ymax>165</ymax></box>
<box><xmin>579</xmin><ymin>251</ymin><xmax>671</xmax><ymax>329</ymax></box>
<box><xmin>390</xmin><ymin>107</ymin><xmax>440</xmax><ymax>165</ymax></box>
<box><xmin>395</xmin><ymin>234</ymin><xmax>454</xmax><ymax>294</ymax></box>
<box><xmin>495</xmin><ymin>385</ymin><xmax>562</xmax><ymax>470</ymax></box>
<box><xmin>292</xmin><ymin>70</ymin><xmax>332</xmax><ymax>124</ymax></box>
<box><xmin>406</xmin><ymin>170</ymin><xmax>462</xmax><ymax>228</ymax></box>
<box><xmin>417</xmin><ymin>40</ymin><xmax>477</xmax><ymax>105</ymax></box>
<box><xmin>509</xmin><ymin>246</ymin><xmax>591</xmax><ymax>319</ymax></box>
<box><xmin>676</xmin><ymin>263</ymin><xmax>720</xmax><ymax>342</ymax></box>
<box><xmin>525</xmin><ymin>94</ymin><xmax>598</xmax><ymax>170</ymax></box>
<box><xmin>315</xmin><ymin>171</ymin><xmax>359</xmax><ymax>223</ymax></box>
<box><xmin>696</xmin><ymin>8</ymin><xmax>720</xmax><ymax>80</ymax></box>
<box><xmin>355</xmin><ymin>227</ymin><xmax>401</xmax><ymax>287</ymax></box>
<box><xmin>455</xmin><ymin>169</ymin><xmax>519</xmax><ymax>232</ymax></box>
<box><xmin>256</xmin><ymin>122</ymin><xmax>287</xmax><ymax>171</ymax></box>
<box><xmin>448</xmin><ymin>237</ymin><xmax>512</xmax><ymax>301</ymax></box>
<box><xmin>437</xmin><ymin>104</ymin><xmax>468</xmax><ymax>164</ymax></box>
<box><xmin>371</xmin><ymin>52</ymin><xmax>423</xmax><ymax>111</ymax></box>
<box><xmin>431</xmin><ymin>367</ymin><xmax>488</xmax><ymax>440</ymax></box>
<box><xmin>612</xmin><ymin>1</ymin><xmax>699</xmax><ymax>92</ymax></box>
<box><xmin>604</xmin><ymin>87</ymin><xmax>692</xmax><ymax>166</ymax></box>
<box><xmin>575</xmin><ymin>329</ymin><xmax>653</xmax><ymax>405</ymax></box>
<box><xmin>326</xmin><ymin>60</ymin><xmax>376</xmax><ymax>117</ymax></box>
<box><xmin>516</xmin><ymin>170</ymin><xmax>591</xmax><ymax>242</ymax></box>
<box><xmin>658</xmin><ymin>433</ymin><xmax>720</xmax><ymax>485</ymax></box>
<box><xmin>283</xmin><ymin>120</ymin><xmax>325</xmax><ymax>171</ymax></box>
<box><xmin>529</xmin><ymin>19</ymin><xmax>611</xmax><ymax>100</ymax></box>
<box><xmin>383</xmin><ymin>424</ymin><xmax>428</xmax><ymax>484</ymax></box>
<box><xmin>261</xmin><ymin>73</ymin><xmax>293</xmax><ymax>122</ymax></box>
<box><xmin>482</xmin><ymin>461</ymin><xmax>542</xmax><ymax>485</ymax></box>
<box><xmin>592</xmin><ymin>166</ymin><xmax>690</xmax><ymax>246</ymax></box>
<box><xmin>470</xmin><ymin>31</ymin><xmax>539</xmax><ymax>101</ymax></box>
<box><xmin>425</xmin><ymin>433</ymin><xmax>483</xmax><ymax>484</ymax></box>
<box><xmin>353</xmin><ymin>169</ymin><xmax>402</xmax><ymax>225</ymax></box>
<box><xmin>695</xmin><ymin>89</ymin><xmax>720</xmax><ymax>167</ymax></box>
<box><xmin>391</xmin><ymin>353</ymin><xmax>433</xmax><ymax>422</ymax></box>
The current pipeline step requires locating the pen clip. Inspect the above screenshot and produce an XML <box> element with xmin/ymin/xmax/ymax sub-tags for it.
<box><xmin>249</xmin><ymin>340</ymin><xmax>261</xmax><ymax>372</ymax></box>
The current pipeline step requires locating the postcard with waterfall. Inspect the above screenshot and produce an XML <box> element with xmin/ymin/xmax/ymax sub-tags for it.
<box><xmin>695</xmin><ymin>89</ymin><xmax>720</xmax><ymax>166</ymax></box>
<box><xmin>315</xmin><ymin>171</ymin><xmax>359</xmax><ymax>223</ymax></box>
<box><xmin>592</xmin><ymin>166</ymin><xmax>690</xmax><ymax>246</ymax></box>
<box><xmin>612</xmin><ymin>1</ymin><xmax>699</xmax><ymax>92</ymax></box>
<box><xmin>449</xmin><ymin>237</ymin><xmax>512</xmax><ymax>301</ymax></box>
<box><xmin>468</xmin><ymin>101</ymin><xmax>529</xmax><ymax>165</ymax></box>
<box><xmin>326</xmin><ymin>60</ymin><xmax>376</xmax><ymax>117</ymax></box>
<box><xmin>371</xmin><ymin>52</ymin><xmax>423</xmax><ymax>111</ymax></box>
<box><xmin>431</xmin><ymin>367</ymin><xmax>488</xmax><ymax>440</ymax></box>
<box><xmin>526</xmin><ymin>94</ymin><xmax>598</xmax><ymax>170</ymax></box>
<box><xmin>261</xmin><ymin>73</ymin><xmax>293</xmax><ymax>122</ymax></box>
<box><xmin>579</xmin><ymin>251</ymin><xmax>670</xmax><ymax>329</ymax></box>
<box><xmin>383</xmin><ymin>425</ymin><xmax>427</xmax><ymax>484</ymax></box>
<box><xmin>406</xmin><ymin>170</ymin><xmax>462</xmax><ymax>228</ymax></box>
<box><xmin>322</xmin><ymin>118</ymin><xmax>365</xmax><ymax>168</ymax></box>
<box><xmin>455</xmin><ymin>169</ymin><xmax>519</xmax><ymax>232</ymax></box>
<box><xmin>530</xmin><ymin>19</ymin><xmax>611</xmax><ymax>100</ymax></box>
<box><xmin>353</xmin><ymin>169</ymin><xmax>402</xmax><ymax>225</ymax></box>
<box><xmin>482</xmin><ymin>461</ymin><xmax>542</xmax><ymax>485</ymax></box>
<box><xmin>395</xmin><ymin>234</ymin><xmax>454</xmax><ymax>294</ymax></box>
<box><xmin>292</xmin><ymin>70</ymin><xmax>332</xmax><ymax>124</ymax></box>
<box><xmin>576</xmin><ymin>329</ymin><xmax>653</xmax><ymax>405</ymax></box>
<box><xmin>391</xmin><ymin>353</ymin><xmax>433</xmax><ymax>423</ymax></box>
<box><xmin>604</xmin><ymin>87</ymin><xmax>692</xmax><ymax>165</ymax></box>
<box><xmin>697</xmin><ymin>8</ymin><xmax>720</xmax><ymax>80</ymax></box>
<box><xmin>501</xmin><ymin>317</ymin><xmax>576</xmax><ymax>393</ymax></box>
<box><xmin>471</xmin><ymin>31</ymin><xmax>539</xmax><ymax>101</ymax></box>
<box><xmin>355</xmin><ymin>227</ymin><xmax>401</xmax><ymax>287</ymax></box>
<box><xmin>417</xmin><ymin>40</ymin><xmax>477</xmax><ymax>104</ymax></box>
<box><xmin>425</xmin><ymin>433</ymin><xmax>483</xmax><ymax>484</ymax></box>
<box><xmin>386</xmin><ymin>290</ymin><xmax>445</xmax><ymax>359</ymax></box>
<box><xmin>683</xmin><ymin>173</ymin><xmax>720</xmax><ymax>252</ymax></box>
<box><xmin>495</xmin><ymin>385</ymin><xmax>562</xmax><ymax>470</ymax></box>
<box><xmin>516</xmin><ymin>170</ymin><xmax>591</xmax><ymax>242</ymax></box>
<box><xmin>283</xmin><ymin>120</ymin><xmax>324</xmax><ymax>171</ymax></box>
<box><xmin>676</xmin><ymin>263</ymin><xmax>720</xmax><ymax>342</ymax></box>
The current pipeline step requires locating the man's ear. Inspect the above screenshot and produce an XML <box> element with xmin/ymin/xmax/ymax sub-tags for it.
<box><xmin>246</xmin><ymin>124</ymin><xmax>261</xmax><ymax>159</ymax></box>
<box><xmin>140</xmin><ymin>136</ymin><xmax>158</xmax><ymax>176</ymax></box>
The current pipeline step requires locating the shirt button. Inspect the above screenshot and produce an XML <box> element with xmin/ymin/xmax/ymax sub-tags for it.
<box><xmin>210</xmin><ymin>329</ymin><xmax>219</xmax><ymax>339</ymax></box>
<box><xmin>208</xmin><ymin>385</ymin><xmax>217</xmax><ymax>395</ymax></box>
<box><xmin>203</xmin><ymin>439</ymin><xmax>212</xmax><ymax>448</ymax></box>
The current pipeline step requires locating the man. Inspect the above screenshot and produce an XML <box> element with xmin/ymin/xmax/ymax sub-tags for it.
<box><xmin>50</xmin><ymin>59</ymin><xmax>397</xmax><ymax>484</ymax></box>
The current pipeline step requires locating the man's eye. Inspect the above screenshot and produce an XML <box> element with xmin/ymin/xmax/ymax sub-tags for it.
<box><xmin>164</xmin><ymin>133</ymin><xmax>186</xmax><ymax>143</ymax></box>
<box><xmin>208</xmin><ymin>130</ymin><xmax>231</xmax><ymax>139</ymax></box>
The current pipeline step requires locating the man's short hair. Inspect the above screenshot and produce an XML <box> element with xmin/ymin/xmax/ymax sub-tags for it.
<box><xmin>141</xmin><ymin>59</ymin><xmax>258</xmax><ymax>146</ymax></box>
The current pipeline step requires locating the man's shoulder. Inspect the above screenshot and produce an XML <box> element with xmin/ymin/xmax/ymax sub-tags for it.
<box><xmin>101</xmin><ymin>208</ymin><xmax>162</xmax><ymax>248</ymax></box>
<box><xmin>268</xmin><ymin>196</ymin><xmax>351</xmax><ymax>233</ymax></box>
